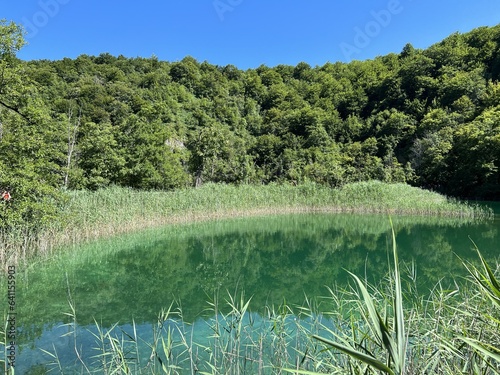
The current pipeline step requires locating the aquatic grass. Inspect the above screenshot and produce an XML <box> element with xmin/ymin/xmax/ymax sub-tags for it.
<box><xmin>0</xmin><ymin>181</ymin><xmax>491</xmax><ymax>270</ymax></box>
<box><xmin>459</xmin><ymin>243</ymin><xmax>500</xmax><ymax>372</ymax></box>
<box><xmin>422</xmin><ymin>278</ymin><xmax>500</xmax><ymax>374</ymax></box>
<box><xmin>462</xmin><ymin>241</ymin><xmax>500</xmax><ymax>308</ymax></box>
<box><xmin>58</xmin><ymin>181</ymin><xmax>491</xmax><ymax>249</ymax></box>
<box><xmin>7</xmin><ymin>250</ymin><xmax>500</xmax><ymax>374</ymax></box>
<box><xmin>305</xmin><ymin>223</ymin><xmax>406</xmax><ymax>375</ymax></box>
<box><xmin>202</xmin><ymin>291</ymin><xmax>255</xmax><ymax>375</ymax></box>
<box><xmin>336</xmin><ymin>181</ymin><xmax>483</xmax><ymax>217</ymax></box>
<box><xmin>0</xmin><ymin>190</ymin><xmax>497</xmax><ymax>373</ymax></box>
<box><xmin>62</xmin><ymin>181</ymin><xmax>493</xmax><ymax>227</ymax></box>
<box><xmin>282</xmin><ymin>229</ymin><xmax>500</xmax><ymax>375</ymax></box>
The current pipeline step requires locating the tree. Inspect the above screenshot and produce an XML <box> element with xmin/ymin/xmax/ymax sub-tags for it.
<box><xmin>0</xmin><ymin>20</ymin><xmax>66</xmax><ymax>230</ymax></box>
<box><xmin>438</xmin><ymin>67</ymin><xmax>486</xmax><ymax>108</ymax></box>
<box><xmin>169</xmin><ymin>56</ymin><xmax>201</xmax><ymax>92</ymax></box>
<box><xmin>398</xmin><ymin>50</ymin><xmax>436</xmax><ymax>101</ymax></box>
<box><xmin>447</xmin><ymin>106</ymin><xmax>500</xmax><ymax>198</ymax></box>
<box><xmin>410</xmin><ymin>128</ymin><xmax>453</xmax><ymax>191</ymax></box>
<box><xmin>0</xmin><ymin>20</ymin><xmax>28</xmax><ymax>120</ymax></box>
<box><xmin>251</xmin><ymin>134</ymin><xmax>284</xmax><ymax>182</ymax></box>
<box><xmin>74</xmin><ymin>121</ymin><xmax>125</xmax><ymax>189</ymax></box>
<box><xmin>188</xmin><ymin>120</ymin><xmax>253</xmax><ymax>186</ymax></box>
<box><xmin>2</xmin><ymin>20</ymin><xmax>500</xmax><ymax>204</ymax></box>
<box><xmin>368</xmin><ymin>109</ymin><xmax>417</xmax><ymax>158</ymax></box>
<box><xmin>119</xmin><ymin>113</ymin><xmax>190</xmax><ymax>190</ymax></box>
<box><xmin>301</xmin><ymin>145</ymin><xmax>347</xmax><ymax>187</ymax></box>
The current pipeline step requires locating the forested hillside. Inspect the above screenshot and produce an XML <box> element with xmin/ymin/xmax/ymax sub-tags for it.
<box><xmin>1</xmin><ymin>21</ymin><xmax>500</xmax><ymax>227</ymax></box>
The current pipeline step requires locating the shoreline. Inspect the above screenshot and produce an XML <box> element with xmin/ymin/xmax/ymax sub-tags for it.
<box><xmin>33</xmin><ymin>203</ymin><xmax>489</xmax><ymax>266</ymax></box>
<box><xmin>56</xmin><ymin>204</ymin><xmax>484</xmax><ymax>244</ymax></box>
<box><xmin>1</xmin><ymin>181</ymin><xmax>493</xmax><ymax>268</ymax></box>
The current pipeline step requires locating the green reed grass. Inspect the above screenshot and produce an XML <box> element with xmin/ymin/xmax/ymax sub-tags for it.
<box><xmin>52</xmin><ymin>181</ymin><xmax>494</xmax><ymax>248</ymax></box>
<box><xmin>7</xmin><ymin>240</ymin><xmax>499</xmax><ymax>374</ymax></box>
<box><xmin>65</xmin><ymin>181</ymin><xmax>487</xmax><ymax>226</ymax></box>
<box><xmin>459</xmin><ymin>244</ymin><xmax>500</xmax><ymax>371</ymax></box>
<box><xmin>0</xmin><ymin>181</ymin><xmax>491</xmax><ymax>269</ymax></box>
<box><xmin>63</xmin><ymin>181</ymin><xmax>490</xmax><ymax>232</ymax></box>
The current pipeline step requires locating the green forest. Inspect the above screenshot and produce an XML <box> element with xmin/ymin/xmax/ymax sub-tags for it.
<box><xmin>1</xmin><ymin>20</ymin><xmax>500</xmax><ymax>228</ymax></box>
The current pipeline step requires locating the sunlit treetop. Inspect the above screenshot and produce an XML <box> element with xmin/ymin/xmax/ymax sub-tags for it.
<box><xmin>0</xmin><ymin>19</ymin><xmax>25</xmax><ymax>59</ymax></box>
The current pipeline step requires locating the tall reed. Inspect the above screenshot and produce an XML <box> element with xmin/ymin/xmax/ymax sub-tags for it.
<box><xmin>6</xmin><ymin>245</ymin><xmax>500</xmax><ymax>374</ymax></box>
<box><xmin>1</xmin><ymin>181</ymin><xmax>491</xmax><ymax>270</ymax></box>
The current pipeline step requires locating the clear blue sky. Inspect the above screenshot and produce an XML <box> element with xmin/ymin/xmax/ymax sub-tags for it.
<box><xmin>3</xmin><ymin>0</ymin><xmax>500</xmax><ymax>69</ymax></box>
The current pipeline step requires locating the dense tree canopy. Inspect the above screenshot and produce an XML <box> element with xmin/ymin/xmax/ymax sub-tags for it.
<box><xmin>2</xmin><ymin>21</ymin><xmax>500</xmax><ymax>227</ymax></box>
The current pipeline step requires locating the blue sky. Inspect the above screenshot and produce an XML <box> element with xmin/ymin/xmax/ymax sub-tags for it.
<box><xmin>3</xmin><ymin>0</ymin><xmax>500</xmax><ymax>69</ymax></box>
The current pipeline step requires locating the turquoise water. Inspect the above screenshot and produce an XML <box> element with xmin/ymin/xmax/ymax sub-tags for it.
<box><xmin>3</xmin><ymin>211</ymin><xmax>500</xmax><ymax>373</ymax></box>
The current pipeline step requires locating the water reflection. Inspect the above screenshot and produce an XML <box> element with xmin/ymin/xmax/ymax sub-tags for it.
<box><xmin>3</xmin><ymin>212</ymin><xmax>500</xmax><ymax>371</ymax></box>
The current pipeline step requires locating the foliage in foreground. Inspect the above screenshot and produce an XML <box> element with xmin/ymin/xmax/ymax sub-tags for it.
<box><xmin>2</xmin><ymin>233</ymin><xmax>500</xmax><ymax>374</ymax></box>
<box><xmin>311</xmin><ymin>221</ymin><xmax>406</xmax><ymax>375</ymax></box>
<box><xmin>305</xmin><ymin>233</ymin><xmax>500</xmax><ymax>374</ymax></box>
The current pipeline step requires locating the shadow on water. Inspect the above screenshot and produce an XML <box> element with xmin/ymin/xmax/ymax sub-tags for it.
<box><xmin>2</xmin><ymin>211</ymin><xmax>500</xmax><ymax>372</ymax></box>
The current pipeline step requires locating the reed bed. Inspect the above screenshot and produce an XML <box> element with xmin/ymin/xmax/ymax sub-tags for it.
<box><xmin>64</xmin><ymin>182</ymin><xmax>487</xmax><ymax>230</ymax></box>
<box><xmin>5</xmin><ymin>238</ymin><xmax>500</xmax><ymax>374</ymax></box>
<box><xmin>0</xmin><ymin>181</ymin><xmax>492</xmax><ymax>270</ymax></box>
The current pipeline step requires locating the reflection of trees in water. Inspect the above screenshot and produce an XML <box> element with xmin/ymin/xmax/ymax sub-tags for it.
<box><xmin>12</xmin><ymin>213</ymin><xmax>498</xmax><ymax>343</ymax></box>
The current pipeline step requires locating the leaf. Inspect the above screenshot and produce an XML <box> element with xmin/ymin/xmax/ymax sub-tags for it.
<box><xmin>312</xmin><ymin>334</ymin><xmax>395</xmax><ymax>375</ymax></box>
<box><xmin>348</xmin><ymin>270</ymin><xmax>398</xmax><ymax>361</ymax></box>
<box><xmin>390</xmin><ymin>218</ymin><xmax>406</xmax><ymax>373</ymax></box>
<box><xmin>282</xmin><ymin>369</ymin><xmax>330</xmax><ymax>375</ymax></box>
<box><xmin>462</xmin><ymin>239</ymin><xmax>500</xmax><ymax>307</ymax></box>
<box><xmin>460</xmin><ymin>337</ymin><xmax>500</xmax><ymax>362</ymax></box>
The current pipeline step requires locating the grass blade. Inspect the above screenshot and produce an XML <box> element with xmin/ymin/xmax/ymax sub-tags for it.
<box><xmin>390</xmin><ymin>218</ymin><xmax>406</xmax><ymax>373</ymax></box>
<box><xmin>460</xmin><ymin>337</ymin><xmax>500</xmax><ymax>362</ymax></box>
<box><xmin>312</xmin><ymin>334</ymin><xmax>395</xmax><ymax>375</ymax></box>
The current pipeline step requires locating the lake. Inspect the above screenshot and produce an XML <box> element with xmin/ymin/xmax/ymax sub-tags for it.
<box><xmin>3</xmin><ymin>209</ymin><xmax>500</xmax><ymax>373</ymax></box>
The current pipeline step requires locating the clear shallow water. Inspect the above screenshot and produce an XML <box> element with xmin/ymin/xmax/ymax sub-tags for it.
<box><xmin>3</xmin><ymin>211</ymin><xmax>500</xmax><ymax>372</ymax></box>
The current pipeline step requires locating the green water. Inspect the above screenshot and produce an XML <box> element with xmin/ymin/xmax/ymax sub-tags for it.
<box><xmin>3</xmin><ymin>212</ymin><xmax>500</xmax><ymax>372</ymax></box>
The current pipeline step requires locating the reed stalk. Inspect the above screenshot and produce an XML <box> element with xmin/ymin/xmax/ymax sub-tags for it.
<box><xmin>1</xmin><ymin>181</ymin><xmax>490</xmax><ymax>270</ymax></box>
